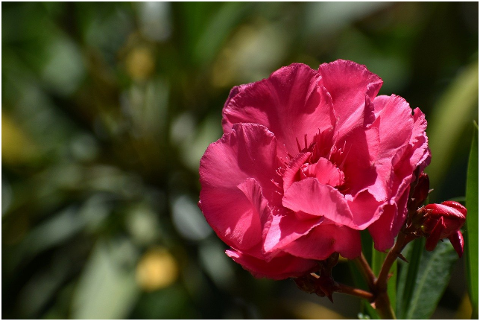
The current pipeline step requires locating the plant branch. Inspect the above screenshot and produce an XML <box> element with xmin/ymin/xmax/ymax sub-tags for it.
<box><xmin>354</xmin><ymin>252</ymin><xmax>376</xmax><ymax>290</ymax></box>
<box><xmin>376</xmin><ymin>232</ymin><xmax>414</xmax><ymax>291</ymax></box>
<box><xmin>334</xmin><ymin>282</ymin><xmax>374</xmax><ymax>301</ymax></box>
<box><xmin>372</xmin><ymin>231</ymin><xmax>417</xmax><ymax>319</ymax></box>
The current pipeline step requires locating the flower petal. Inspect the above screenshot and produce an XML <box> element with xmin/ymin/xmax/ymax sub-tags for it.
<box><xmin>368</xmin><ymin>186</ymin><xmax>409</xmax><ymax>251</ymax></box>
<box><xmin>346</xmin><ymin>189</ymin><xmax>383</xmax><ymax>228</ymax></box>
<box><xmin>226</xmin><ymin>249</ymin><xmax>317</xmax><ymax>280</ymax></box>
<box><xmin>283</xmin><ymin>222</ymin><xmax>361</xmax><ymax>260</ymax></box>
<box><xmin>282</xmin><ymin>152</ymin><xmax>311</xmax><ymax>192</ymax></box>
<box><xmin>199</xmin><ymin>123</ymin><xmax>280</xmax><ymax>202</ymax></box>
<box><xmin>370</xmin><ymin>95</ymin><xmax>415</xmax><ymax>160</ymax></box>
<box><xmin>334</xmin><ymin>126</ymin><xmax>378</xmax><ymax>198</ymax></box>
<box><xmin>263</xmin><ymin>210</ymin><xmax>323</xmax><ymax>256</ymax></box>
<box><xmin>222</xmin><ymin>63</ymin><xmax>335</xmax><ymax>159</ymax></box>
<box><xmin>304</xmin><ymin>157</ymin><xmax>345</xmax><ymax>187</ymax></box>
<box><xmin>318</xmin><ymin>59</ymin><xmax>382</xmax><ymax>138</ymax></box>
<box><xmin>282</xmin><ymin>177</ymin><xmax>357</xmax><ymax>229</ymax></box>
<box><xmin>410</xmin><ymin>108</ymin><xmax>431</xmax><ymax>172</ymax></box>
<box><xmin>367</xmin><ymin>203</ymin><xmax>396</xmax><ymax>251</ymax></box>
<box><xmin>448</xmin><ymin>231</ymin><xmax>464</xmax><ymax>258</ymax></box>
<box><xmin>199</xmin><ymin>124</ymin><xmax>279</xmax><ymax>251</ymax></box>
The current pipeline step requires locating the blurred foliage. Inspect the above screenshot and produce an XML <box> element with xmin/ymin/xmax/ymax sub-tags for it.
<box><xmin>2</xmin><ymin>2</ymin><xmax>477</xmax><ymax>319</ymax></box>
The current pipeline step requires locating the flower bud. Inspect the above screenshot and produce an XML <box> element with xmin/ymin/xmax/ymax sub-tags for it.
<box><xmin>409</xmin><ymin>172</ymin><xmax>430</xmax><ymax>211</ymax></box>
<box><xmin>418</xmin><ymin>201</ymin><xmax>467</xmax><ymax>257</ymax></box>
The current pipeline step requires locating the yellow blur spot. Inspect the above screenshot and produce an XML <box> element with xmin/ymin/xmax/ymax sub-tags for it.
<box><xmin>2</xmin><ymin>113</ymin><xmax>38</xmax><ymax>165</ymax></box>
<box><xmin>285</xmin><ymin>299</ymin><xmax>345</xmax><ymax>319</ymax></box>
<box><xmin>455</xmin><ymin>293</ymin><xmax>473</xmax><ymax>319</ymax></box>
<box><xmin>136</xmin><ymin>247</ymin><xmax>178</xmax><ymax>292</ymax></box>
<box><xmin>125</xmin><ymin>46</ymin><xmax>155</xmax><ymax>81</ymax></box>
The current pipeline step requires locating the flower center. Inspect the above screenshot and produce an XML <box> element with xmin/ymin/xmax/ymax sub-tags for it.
<box><xmin>299</xmin><ymin>158</ymin><xmax>345</xmax><ymax>187</ymax></box>
<box><xmin>279</xmin><ymin>129</ymin><xmax>348</xmax><ymax>195</ymax></box>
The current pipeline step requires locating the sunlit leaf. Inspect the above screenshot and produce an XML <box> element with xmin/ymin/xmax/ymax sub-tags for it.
<box><xmin>465</xmin><ymin>122</ymin><xmax>478</xmax><ymax>318</ymax></box>
<box><xmin>71</xmin><ymin>239</ymin><xmax>139</xmax><ymax>319</ymax></box>
<box><xmin>427</xmin><ymin>61</ymin><xmax>479</xmax><ymax>193</ymax></box>
<box><xmin>193</xmin><ymin>2</ymin><xmax>251</xmax><ymax>67</ymax></box>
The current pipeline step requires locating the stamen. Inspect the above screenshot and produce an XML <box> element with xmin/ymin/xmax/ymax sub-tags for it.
<box><xmin>270</xmin><ymin>178</ymin><xmax>281</xmax><ymax>189</ymax></box>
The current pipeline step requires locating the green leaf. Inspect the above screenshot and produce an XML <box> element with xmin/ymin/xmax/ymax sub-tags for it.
<box><xmin>349</xmin><ymin>232</ymin><xmax>379</xmax><ymax>320</ymax></box>
<box><xmin>387</xmin><ymin>259</ymin><xmax>397</xmax><ymax>315</ymax></box>
<box><xmin>427</xmin><ymin>61</ymin><xmax>479</xmax><ymax>193</ymax></box>
<box><xmin>404</xmin><ymin>240</ymin><xmax>459</xmax><ymax>319</ymax></box>
<box><xmin>71</xmin><ymin>239</ymin><xmax>139</xmax><ymax>319</ymax></box>
<box><xmin>371</xmin><ymin>249</ymin><xmax>385</xmax><ymax>276</ymax></box>
<box><xmin>348</xmin><ymin>260</ymin><xmax>380</xmax><ymax>319</ymax></box>
<box><xmin>396</xmin><ymin>238</ymin><xmax>424</xmax><ymax>319</ymax></box>
<box><xmin>465</xmin><ymin>122</ymin><xmax>478</xmax><ymax>318</ymax></box>
<box><xmin>361</xmin><ymin>230</ymin><xmax>373</xmax><ymax>265</ymax></box>
<box><xmin>192</xmin><ymin>2</ymin><xmax>251</xmax><ymax>67</ymax></box>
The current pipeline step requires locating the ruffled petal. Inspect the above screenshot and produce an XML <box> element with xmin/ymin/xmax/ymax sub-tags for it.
<box><xmin>302</xmin><ymin>157</ymin><xmax>344</xmax><ymax>187</ymax></box>
<box><xmin>370</xmin><ymin>95</ymin><xmax>415</xmax><ymax>160</ymax></box>
<box><xmin>263</xmin><ymin>210</ymin><xmax>323</xmax><ymax>256</ymax></box>
<box><xmin>334</xmin><ymin>126</ymin><xmax>378</xmax><ymax>198</ymax></box>
<box><xmin>367</xmin><ymin>203</ymin><xmax>396</xmax><ymax>251</ymax></box>
<box><xmin>282</xmin><ymin>178</ymin><xmax>358</xmax><ymax>229</ymax></box>
<box><xmin>410</xmin><ymin>108</ymin><xmax>431</xmax><ymax>171</ymax></box>
<box><xmin>226</xmin><ymin>249</ymin><xmax>317</xmax><ymax>280</ymax></box>
<box><xmin>199</xmin><ymin>124</ymin><xmax>279</xmax><ymax>251</ymax></box>
<box><xmin>199</xmin><ymin>123</ymin><xmax>279</xmax><ymax>201</ymax></box>
<box><xmin>346</xmin><ymin>189</ymin><xmax>383</xmax><ymax>228</ymax></box>
<box><xmin>222</xmin><ymin>63</ymin><xmax>335</xmax><ymax>159</ymax></box>
<box><xmin>368</xmin><ymin>185</ymin><xmax>409</xmax><ymax>251</ymax></box>
<box><xmin>283</xmin><ymin>222</ymin><xmax>361</xmax><ymax>260</ymax></box>
<box><xmin>199</xmin><ymin>180</ymin><xmax>268</xmax><ymax>251</ymax></box>
<box><xmin>318</xmin><ymin>59</ymin><xmax>382</xmax><ymax>139</ymax></box>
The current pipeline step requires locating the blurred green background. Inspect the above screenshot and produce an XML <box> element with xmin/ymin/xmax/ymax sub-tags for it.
<box><xmin>2</xmin><ymin>2</ymin><xmax>478</xmax><ymax>319</ymax></box>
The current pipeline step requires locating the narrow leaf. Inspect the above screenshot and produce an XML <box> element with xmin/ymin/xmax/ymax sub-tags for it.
<box><xmin>348</xmin><ymin>260</ymin><xmax>380</xmax><ymax>319</ymax></box>
<box><xmin>465</xmin><ymin>122</ymin><xmax>478</xmax><ymax>318</ymax></box>
<box><xmin>349</xmin><ymin>231</ymin><xmax>378</xmax><ymax>319</ymax></box>
<box><xmin>396</xmin><ymin>238</ymin><xmax>424</xmax><ymax>319</ymax></box>
<box><xmin>427</xmin><ymin>61</ymin><xmax>478</xmax><ymax>190</ymax></box>
<box><xmin>71</xmin><ymin>239</ymin><xmax>139</xmax><ymax>319</ymax></box>
<box><xmin>405</xmin><ymin>240</ymin><xmax>459</xmax><ymax>319</ymax></box>
<box><xmin>388</xmin><ymin>259</ymin><xmax>397</xmax><ymax>315</ymax></box>
<box><xmin>371</xmin><ymin>249</ymin><xmax>385</xmax><ymax>276</ymax></box>
<box><xmin>361</xmin><ymin>230</ymin><xmax>373</xmax><ymax>265</ymax></box>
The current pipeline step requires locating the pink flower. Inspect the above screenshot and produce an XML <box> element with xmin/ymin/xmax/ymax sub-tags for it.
<box><xmin>419</xmin><ymin>201</ymin><xmax>467</xmax><ymax>257</ymax></box>
<box><xmin>199</xmin><ymin>60</ymin><xmax>431</xmax><ymax>279</ymax></box>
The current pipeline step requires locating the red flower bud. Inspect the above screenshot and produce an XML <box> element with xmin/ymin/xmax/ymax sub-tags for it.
<box><xmin>409</xmin><ymin>172</ymin><xmax>430</xmax><ymax>210</ymax></box>
<box><xmin>419</xmin><ymin>201</ymin><xmax>467</xmax><ymax>257</ymax></box>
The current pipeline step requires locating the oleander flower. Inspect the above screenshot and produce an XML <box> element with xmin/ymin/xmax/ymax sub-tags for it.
<box><xmin>419</xmin><ymin>201</ymin><xmax>467</xmax><ymax>257</ymax></box>
<box><xmin>199</xmin><ymin>59</ymin><xmax>431</xmax><ymax>279</ymax></box>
